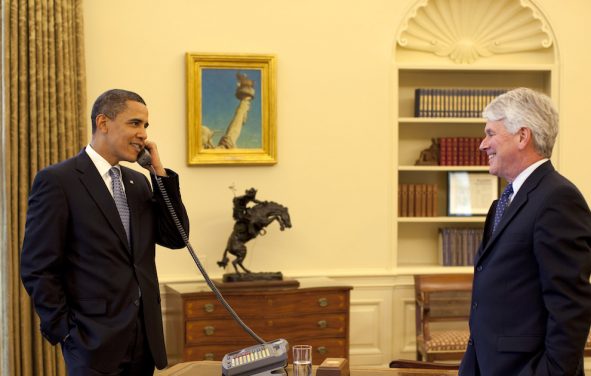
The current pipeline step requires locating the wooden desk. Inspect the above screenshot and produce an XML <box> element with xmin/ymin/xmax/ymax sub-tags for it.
<box><xmin>157</xmin><ymin>361</ymin><xmax>458</xmax><ymax>376</ymax></box>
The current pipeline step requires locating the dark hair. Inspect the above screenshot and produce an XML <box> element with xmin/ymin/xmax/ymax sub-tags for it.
<box><xmin>90</xmin><ymin>89</ymin><xmax>146</xmax><ymax>133</ymax></box>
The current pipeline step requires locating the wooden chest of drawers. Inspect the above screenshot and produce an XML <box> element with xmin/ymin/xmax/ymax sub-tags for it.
<box><xmin>168</xmin><ymin>283</ymin><xmax>352</xmax><ymax>365</ymax></box>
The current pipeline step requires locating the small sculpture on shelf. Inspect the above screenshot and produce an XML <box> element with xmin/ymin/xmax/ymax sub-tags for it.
<box><xmin>217</xmin><ymin>187</ymin><xmax>292</xmax><ymax>282</ymax></box>
<box><xmin>415</xmin><ymin>138</ymin><xmax>440</xmax><ymax>165</ymax></box>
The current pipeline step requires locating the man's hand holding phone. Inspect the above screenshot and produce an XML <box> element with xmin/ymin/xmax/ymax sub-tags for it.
<box><xmin>141</xmin><ymin>141</ymin><xmax>167</xmax><ymax>176</ymax></box>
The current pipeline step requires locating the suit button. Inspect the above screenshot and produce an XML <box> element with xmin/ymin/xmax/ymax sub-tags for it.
<box><xmin>468</xmin><ymin>338</ymin><xmax>474</xmax><ymax>346</ymax></box>
<box><xmin>133</xmin><ymin>299</ymin><xmax>140</xmax><ymax>306</ymax></box>
<box><xmin>476</xmin><ymin>265</ymin><xmax>483</xmax><ymax>272</ymax></box>
<box><xmin>472</xmin><ymin>302</ymin><xmax>478</xmax><ymax>310</ymax></box>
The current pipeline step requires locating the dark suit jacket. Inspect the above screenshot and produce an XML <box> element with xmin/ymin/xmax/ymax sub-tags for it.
<box><xmin>459</xmin><ymin>161</ymin><xmax>591</xmax><ymax>376</ymax></box>
<box><xmin>20</xmin><ymin>150</ymin><xmax>189</xmax><ymax>372</ymax></box>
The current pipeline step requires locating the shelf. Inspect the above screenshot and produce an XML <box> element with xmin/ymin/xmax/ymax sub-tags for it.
<box><xmin>397</xmin><ymin>217</ymin><xmax>485</xmax><ymax>223</ymax></box>
<box><xmin>394</xmin><ymin>39</ymin><xmax>555</xmax><ymax>274</ymax></box>
<box><xmin>399</xmin><ymin>166</ymin><xmax>489</xmax><ymax>172</ymax></box>
<box><xmin>396</xmin><ymin>63</ymin><xmax>554</xmax><ymax>72</ymax></box>
<box><xmin>399</xmin><ymin>117</ymin><xmax>484</xmax><ymax>124</ymax></box>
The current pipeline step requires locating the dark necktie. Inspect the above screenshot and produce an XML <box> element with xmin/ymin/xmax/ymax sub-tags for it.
<box><xmin>493</xmin><ymin>183</ymin><xmax>513</xmax><ymax>233</ymax></box>
<box><xmin>109</xmin><ymin>167</ymin><xmax>130</xmax><ymax>244</ymax></box>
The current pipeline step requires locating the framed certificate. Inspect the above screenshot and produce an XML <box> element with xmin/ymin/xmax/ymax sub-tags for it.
<box><xmin>448</xmin><ymin>172</ymin><xmax>498</xmax><ymax>216</ymax></box>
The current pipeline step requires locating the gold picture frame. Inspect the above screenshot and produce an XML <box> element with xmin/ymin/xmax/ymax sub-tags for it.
<box><xmin>186</xmin><ymin>53</ymin><xmax>277</xmax><ymax>165</ymax></box>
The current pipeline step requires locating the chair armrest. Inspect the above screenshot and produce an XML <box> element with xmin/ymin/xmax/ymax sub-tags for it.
<box><xmin>389</xmin><ymin>359</ymin><xmax>459</xmax><ymax>370</ymax></box>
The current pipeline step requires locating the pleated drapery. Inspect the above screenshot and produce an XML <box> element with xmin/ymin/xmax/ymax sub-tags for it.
<box><xmin>1</xmin><ymin>1</ymin><xmax>87</xmax><ymax>375</ymax></box>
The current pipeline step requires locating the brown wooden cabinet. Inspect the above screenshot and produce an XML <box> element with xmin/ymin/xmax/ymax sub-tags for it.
<box><xmin>167</xmin><ymin>283</ymin><xmax>352</xmax><ymax>365</ymax></box>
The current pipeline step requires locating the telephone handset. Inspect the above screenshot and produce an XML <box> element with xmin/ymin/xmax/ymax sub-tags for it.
<box><xmin>137</xmin><ymin>148</ymin><xmax>152</xmax><ymax>168</ymax></box>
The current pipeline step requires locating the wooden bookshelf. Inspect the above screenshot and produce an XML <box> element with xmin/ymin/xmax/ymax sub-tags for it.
<box><xmin>393</xmin><ymin>66</ymin><xmax>556</xmax><ymax>270</ymax></box>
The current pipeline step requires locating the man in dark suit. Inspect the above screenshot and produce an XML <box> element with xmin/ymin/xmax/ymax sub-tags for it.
<box><xmin>459</xmin><ymin>88</ymin><xmax>591</xmax><ymax>375</ymax></box>
<box><xmin>21</xmin><ymin>89</ymin><xmax>190</xmax><ymax>375</ymax></box>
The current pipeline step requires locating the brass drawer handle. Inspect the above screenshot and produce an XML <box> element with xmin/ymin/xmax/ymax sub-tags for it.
<box><xmin>317</xmin><ymin>346</ymin><xmax>327</xmax><ymax>355</ymax></box>
<box><xmin>318</xmin><ymin>298</ymin><xmax>328</xmax><ymax>307</ymax></box>
<box><xmin>204</xmin><ymin>303</ymin><xmax>214</xmax><ymax>313</ymax></box>
<box><xmin>317</xmin><ymin>320</ymin><xmax>327</xmax><ymax>329</ymax></box>
<box><xmin>204</xmin><ymin>352</ymin><xmax>215</xmax><ymax>361</ymax></box>
<box><xmin>203</xmin><ymin>326</ymin><xmax>215</xmax><ymax>336</ymax></box>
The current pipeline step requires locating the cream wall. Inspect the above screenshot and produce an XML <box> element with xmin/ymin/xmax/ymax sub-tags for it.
<box><xmin>83</xmin><ymin>0</ymin><xmax>591</xmax><ymax>282</ymax></box>
<box><xmin>84</xmin><ymin>0</ymin><xmax>591</xmax><ymax>366</ymax></box>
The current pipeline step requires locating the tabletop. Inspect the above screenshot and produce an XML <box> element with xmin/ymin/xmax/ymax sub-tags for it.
<box><xmin>156</xmin><ymin>361</ymin><xmax>458</xmax><ymax>376</ymax></box>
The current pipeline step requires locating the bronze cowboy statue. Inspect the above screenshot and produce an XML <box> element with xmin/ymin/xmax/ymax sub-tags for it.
<box><xmin>217</xmin><ymin>188</ymin><xmax>292</xmax><ymax>281</ymax></box>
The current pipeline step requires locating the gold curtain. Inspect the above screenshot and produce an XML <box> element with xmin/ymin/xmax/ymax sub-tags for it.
<box><xmin>3</xmin><ymin>0</ymin><xmax>87</xmax><ymax>375</ymax></box>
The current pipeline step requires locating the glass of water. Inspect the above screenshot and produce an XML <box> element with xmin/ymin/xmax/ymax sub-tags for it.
<box><xmin>292</xmin><ymin>345</ymin><xmax>312</xmax><ymax>376</ymax></box>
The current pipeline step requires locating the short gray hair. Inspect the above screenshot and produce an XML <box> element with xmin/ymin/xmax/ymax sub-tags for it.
<box><xmin>483</xmin><ymin>87</ymin><xmax>558</xmax><ymax>158</ymax></box>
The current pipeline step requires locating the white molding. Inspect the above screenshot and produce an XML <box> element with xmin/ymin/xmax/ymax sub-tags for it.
<box><xmin>397</xmin><ymin>0</ymin><xmax>553</xmax><ymax>64</ymax></box>
<box><xmin>395</xmin><ymin>63</ymin><xmax>554</xmax><ymax>71</ymax></box>
<box><xmin>349</xmin><ymin>299</ymin><xmax>386</xmax><ymax>359</ymax></box>
<box><xmin>400</xmin><ymin>298</ymin><xmax>418</xmax><ymax>354</ymax></box>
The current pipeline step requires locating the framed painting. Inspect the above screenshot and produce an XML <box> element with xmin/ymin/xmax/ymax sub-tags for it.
<box><xmin>186</xmin><ymin>53</ymin><xmax>277</xmax><ymax>165</ymax></box>
<box><xmin>448</xmin><ymin>172</ymin><xmax>498</xmax><ymax>216</ymax></box>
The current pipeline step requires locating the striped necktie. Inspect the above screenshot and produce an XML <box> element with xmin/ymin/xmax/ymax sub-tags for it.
<box><xmin>492</xmin><ymin>183</ymin><xmax>513</xmax><ymax>233</ymax></box>
<box><xmin>109</xmin><ymin>167</ymin><xmax>130</xmax><ymax>244</ymax></box>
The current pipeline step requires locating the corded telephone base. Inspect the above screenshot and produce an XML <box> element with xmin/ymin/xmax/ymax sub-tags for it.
<box><xmin>222</xmin><ymin>339</ymin><xmax>288</xmax><ymax>376</ymax></box>
<box><xmin>251</xmin><ymin>368</ymin><xmax>287</xmax><ymax>376</ymax></box>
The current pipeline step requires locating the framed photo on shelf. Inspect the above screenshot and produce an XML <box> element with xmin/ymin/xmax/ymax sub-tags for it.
<box><xmin>448</xmin><ymin>172</ymin><xmax>498</xmax><ymax>216</ymax></box>
<box><xmin>186</xmin><ymin>53</ymin><xmax>277</xmax><ymax>165</ymax></box>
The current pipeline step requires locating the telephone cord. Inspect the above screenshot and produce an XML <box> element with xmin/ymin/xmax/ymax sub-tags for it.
<box><xmin>150</xmin><ymin>166</ymin><xmax>265</xmax><ymax>344</ymax></box>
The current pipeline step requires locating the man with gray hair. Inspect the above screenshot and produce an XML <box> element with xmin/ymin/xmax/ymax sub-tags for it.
<box><xmin>459</xmin><ymin>87</ymin><xmax>591</xmax><ymax>375</ymax></box>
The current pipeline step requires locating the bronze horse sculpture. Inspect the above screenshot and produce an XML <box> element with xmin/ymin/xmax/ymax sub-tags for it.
<box><xmin>217</xmin><ymin>200</ymin><xmax>292</xmax><ymax>274</ymax></box>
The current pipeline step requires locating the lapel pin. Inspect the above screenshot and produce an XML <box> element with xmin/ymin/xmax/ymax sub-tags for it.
<box><xmin>130</xmin><ymin>180</ymin><xmax>134</xmax><ymax>184</ymax></box>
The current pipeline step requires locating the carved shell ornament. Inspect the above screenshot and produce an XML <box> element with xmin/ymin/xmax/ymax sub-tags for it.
<box><xmin>397</xmin><ymin>0</ymin><xmax>553</xmax><ymax>63</ymax></box>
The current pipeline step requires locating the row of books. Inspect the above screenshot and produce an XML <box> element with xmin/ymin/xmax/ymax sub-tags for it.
<box><xmin>438</xmin><ymin>228</ymin><xmax>484</xmax><ymax>266</ymax></box>
<box><xmin>439</xmin><ymin>137</ymin><xmax>488</xmax><ymax>166</ymax></box>
<box><xmin>398</xmin><ymin>184</ymin><xmax>438</xmax><ymax>217</ymax></box>
<box><xmin>414</xmin><ymin>88</ymin><xmax>507</xmax><ymax>118</ymax></box>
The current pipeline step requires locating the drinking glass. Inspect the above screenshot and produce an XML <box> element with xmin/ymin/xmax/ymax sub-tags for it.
<box><xmin>292</xmin><ymin>345</ymin><xmax>312</xmax><ymax>376</ymax></box>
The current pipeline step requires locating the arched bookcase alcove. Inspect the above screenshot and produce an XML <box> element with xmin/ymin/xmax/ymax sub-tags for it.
<box><xmin>388</xmin><ymin>0</ymin><xmax>560</xmax><ymax>361</ymax></box>
<box><xmin>391</xmin><ymin>0</ymin><xmax>558</xmax><ymax>273</ymax></box>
